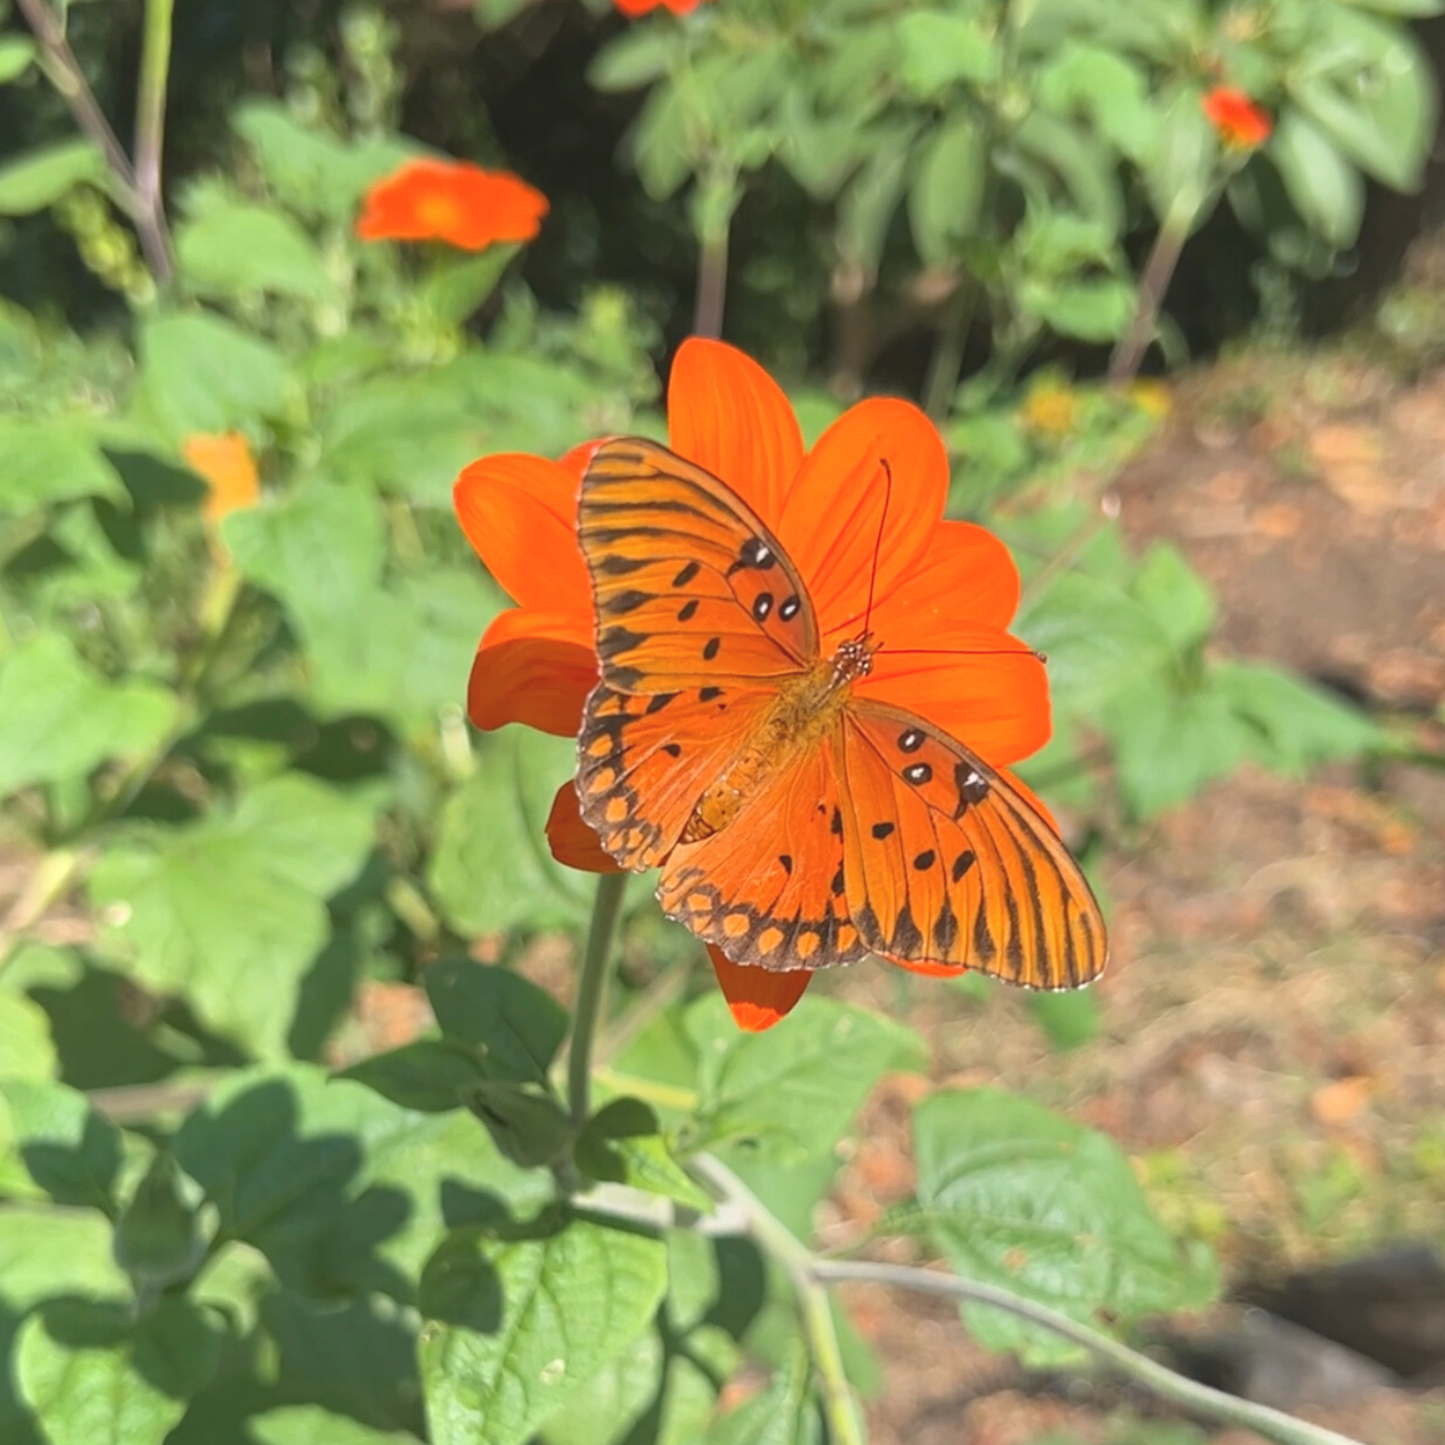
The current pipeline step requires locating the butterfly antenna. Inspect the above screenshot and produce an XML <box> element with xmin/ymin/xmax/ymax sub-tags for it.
<box><xmin>862</xmin><ymin>458</ymin><xmax>892</xmax><ymax>638</ymax></box>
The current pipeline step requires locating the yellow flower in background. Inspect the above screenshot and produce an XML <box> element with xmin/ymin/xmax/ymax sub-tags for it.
<box><xmin>183</xmin><ymin>433</ymin><xmax>261</xmax><ymax>522</ymax></box>
<box><xmin>1019</xmin><ymin>380</ymin><xmax>1078</xmax><ymax>438</ymax></box>
<box><xmin>1128</xmin><ymin>378</ymin><xmax>1173</xmax><ymax>420</ymax></box>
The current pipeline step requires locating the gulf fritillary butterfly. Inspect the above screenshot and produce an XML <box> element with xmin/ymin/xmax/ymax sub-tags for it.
<box><xmin>574</xmin><ymin>436</ymin><xmax>1107</xmax><ymax>988</ymax></box>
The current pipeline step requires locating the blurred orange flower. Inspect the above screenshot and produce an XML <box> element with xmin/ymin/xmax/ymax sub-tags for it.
<box><xmin>356</xmin><ymin>158</ymin><xmax>549</xmax><ymax>250</ymax></box>
<box><xmin>183</xmin><ymin>433</ymin><xmax>260</xmax><ymax>522</ymax></box>
<box><xmin>1202</xmin><ymin>87</ymin><xmax>1272</xmax><ymax>149</ymax></box>
<box><xmin>613</xmin><ymin>0</ymin><xmax>707</xmax><ymax>14</ymax></box>
<box><xmin>455</xmin><ymin>341</ymin><xmax>1050</xmax><ymax>1031</ymax></box>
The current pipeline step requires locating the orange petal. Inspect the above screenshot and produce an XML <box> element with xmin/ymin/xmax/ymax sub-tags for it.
<box><xmin>776</xmin><ymin>398</ymin><xmax>947</xmax><ymax>645</ymax></box>
<box><xmin>469</xmin><ymin>609</ymin><xmax>597</xmax><ymax>735</ymax></box>
<box><xmin>668</xmin><ymin>338</ymin><xmax>804</xmax><ymax>526</ymax></box>
<box><xmin>706</xmin><ymin>946</ymin><xmax>811</xmax><ymax>1031</ymax></box>
<box><xmin>861</xmin><ymin>627</ymin><xmax>1049</xmax><ymax>767</ymax></box>
<box><xmin>867</xmin><ymin>520</ymin><xmax>1021</xmax><ymax>638</ymax></box>
<box><xmin>454</xmin><ymin>454</ymin><xmax>591</xmax><ymax>613</ymax></box>
<box><xmin>546</xmin><ymin>782</ymin><xmax>622</xmax><ymax>873</ymax></box>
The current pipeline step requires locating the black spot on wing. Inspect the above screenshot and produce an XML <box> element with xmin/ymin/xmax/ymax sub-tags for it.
<box><xmin>972</xmin><ymin>899</ymin><xmax>997</xmax><ymax>964</ymax></box>
<box><xmin>603</xmin><ymin>589</ymin><xmax>651</xmax><ymax>615</ymax></box>
<box><xmin>672</xmin><ymin>560</ymin><xmax>701</xmax><ymax>587</ymax></box>
<box><xmin>892</xmin><ymin>903</ymin><xmax>923</xmax><ymax>956</ymax></box>
<box><xmin>598</xmin><ymin>553</ymin><xmax>649</xmax><ymax>576</ymax></box>
<box><xmin>702</xmin><ymin>637</ymin><xmax>721</xmax><ymax>661</ymax></box>
<box><xmin>677</xmin><ymin>599</ymin><xmax>699</xmax><ymax>622</ymax></box>
<box><xmin>912</xmin><ymin>849</ymin><xmax>936</xmax><ymax>871</ymax></box>
<box><xmin>599</xmin><ymin>626</ymin><xmax>647</xmax><ymax>660</ymax></box>
<box><xmin>699</xmin><ymin>686</ymin><xmax>723</xmax><ymax>703</ymax></box>
<box><xmin>645</xmin><ymin>692</ymin><xmax>676</xmax><ymax>715</ymax></box>
<box><xmin>951</xmin><ymin>849</ymin><xmax>977</xmax><ymax>883</ymax></box>
<box><xmin>933</xmin><ymin>897</ymin><xmax>959</xmax><ymax>954</ymax></box>
<box><xmin>871</xmin><ymin>821</ymin><xmax>895</xmax><ymax>840</ymax></box>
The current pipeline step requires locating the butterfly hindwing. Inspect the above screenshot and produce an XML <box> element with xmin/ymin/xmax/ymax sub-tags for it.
<box><xmin>656</xmin><ymin>736</ymin><xmax>869</xmax><ymax>972</ymax></box>
<box><xmin>838</xmin><ymin>700</ymin><xmax>1107</xmax><ymax>988</ymax></box>
<box><xmin>580</xmin><ymin>438</ymin><xmax>818</xmax><ymax>692</ymax></box>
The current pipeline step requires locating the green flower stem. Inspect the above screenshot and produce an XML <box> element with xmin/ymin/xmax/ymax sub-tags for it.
<box><xmin>1108</xmin><ymin>189</ymin><xmax>1201</xmax><ymax>387</ymax></box>
<box><xmin>810</xmin><ymin>1260</ymin><xmax>1364</xmax><ymax>1445</ymax></box>
<box><xmin>133</xmin><ymin>0</ymin><xmax>176</xmax><ymax>285</ymax></box>
<box><xmin>567</xmin><ymin>871</ymin><xmax>628</xmax><ymax>1126</ymax></box>
<box><xmin>692</xmin><ymin>1154</ymin><xmax>865</xmax><ymax>1445</ymax></box>
<box><xmin>689</xmin><ymin>1153</ymin><xmax>1363</xmax><ymax>1445</ymax></box>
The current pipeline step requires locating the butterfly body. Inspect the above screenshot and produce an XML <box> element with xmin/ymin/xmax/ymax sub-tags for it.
<box><xmin>575</xmin><ymin>437</ymin><xmax>1107</xmax><ymax>989</ymax></box>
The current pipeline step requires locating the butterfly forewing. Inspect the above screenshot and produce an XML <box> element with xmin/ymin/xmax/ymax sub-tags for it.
<box><xmin>838</xmin><ymin>701</ymin><xmax>1107</xmax><ymax>988</ymax></box>
<box><xmin>579</xmin><ymin>438</ymin><xmax>818</xmax><ymax>691</ymax></box>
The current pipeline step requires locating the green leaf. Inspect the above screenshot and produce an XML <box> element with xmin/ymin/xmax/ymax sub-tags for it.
<box><xmin>0</xmin><ymin>1079</ymin><xmax>123</xmax><ymax>1212</ymax></box>
<box><xmin>467</xmin><ymin>1081</ymin><xmax>574</xmax><ymax>1170</ymax></box>
<box><xmin>1140</xmin><ymin>82</ymin><xmax>1215</xmax><ymax>220</ymax></box>
<box><xmin>575</xmin><ymin>1097</ymin><xmax>712</xmax><ymax>1211</ymax></box>
<box><xmin>1035</xmin><ymin>42</ymin><xmax>1155</xmax><ymax>161</ymax></box>
<box><xmin>540</xmin><ymin>1329</ymin><xmax>663</xmax><ymax>1445</ymax></box>
<box><xmin>687</xmin><ymin>995</ymin><xmax>925</xmax><ymax>1163</ymax></box>
<box><xmin>176</xmin><ymin>200</ymin><xmax>335</xmax><ymax>301</ymax></box>
<box><xmin>1020</xmin><ymin>277</ymin><xmax>1135</xmax><ymax>342</ymax></box>
<box><xmin>428</xmin><ymin>730</ymin><xmax>593</xmax><ymax>936</ymax></box>
<box><xmin>1103</xmin><ymin>674</ymin><xmax>1252</xmax><ymax>819</ymax></box>
<box><xmin>897</xmin><ymin>13</ymin><xmax>997</xmax><ymax>98</ymax></box>
<box><xmin>0</xmin><ymin>416</ymin><xmax>126</xmax><ymax>510</ymax></box>
<box><xmin>1289</xmin><ymin>12</ymin><xmax>1436</xmax><ymax>190</ymax></box>
<box><xmin>0</xmin><ymin>990</ymin><xmax>56</xmax><ymax>1082</ymax></box>
<box><xmin>419</xmin><ymin>1215</ymin><xmax>668</xmax><ymax>1445</ymax></box>
<box><xmin>914</xmin><ymin>1088</ymin><xmax>1216</xmax><ymax>1363</ymax></box>
<box><xmin>1269</xmin><ymin>112</ymin><xmax>1365</xmax><ymax>248</ymax></box>
<box><xmin>0</xmin><ymin>37</ymin><xmax>38</xmax><ymax>84</ymax></box>
<box><xmin>17</xmin><ymin>1298</ymin><xmax>221</xmax><ymax>1445</ymax></box>
<box><xmin>0</xmin><ymin>139</ymin><xmax>106</xmax><ymax>215</ymax></box>
<box><xmin>908</xmin><ymin>115</ymin><xmax>987</xmax><ymax>266</ymax></box>
<box><xmin>88</xmin><ymin>776</ymin><xmax>376</xmax><ymax>1057</ymax></box>
<box><xmin>1027</xmin><ymin>989</ymin><xmax>1101</xmax><ymax>1051</ymax></box>
<box><xmin>139</xmin><ymin>311</ymin><xmax>292</xmax><ymax>436</ymax></box>
<box><xmin>113</xmin><ymin>1152</ymin><xmax>207</xmax><ymax>1293</ymax></box>
<box><xmin>704</xmin><ymin>1351</ymin><xmax>822</xmax><ymax>1445</ymax></box>
<box><xmin>247</xmin><ymin>1406</ymin><xmax>420</xmax><ymax>1445</ymax></box>
<box><xmin>1131</xmin><ymin>544</ymin><xmax>1216</xmax><ymax>652</ymax></box>
<box><xmin>420</xmin><ymin>247</ymin><xmax>517</xmax><ymax>325</ymax></box>
<box><xmin>424</xmin><ymin>958</ymin><xmax>569</xmax><ymax>1084</ymax></box>
<box><xmin>175</xmin><ymin>1066</ymin><xmax>550</xmax><ymax>1296</ymax></box>
<box><xmin>1213</xmin><ymin>661</ymin><xmax>1381</xmax><ymax>770</ymax></box>
<box><xmin>589</xmin><ymin>28</ymin><xmax>677</xmax><ymax>91</ymax></box>
<box><xmin>0</xmin><ymin>1207</ymin><xmax>128</xmax><ymax>1309</ymax></box>
<box><xmin>340</xmin><ymin>1039</ymin><xmax>487</xmax><ymax>1112</ymax></box>
<box><xmin>0</xmin><ymin>632</ymin><xmax>178</xmax><ymax>799</ymax></box>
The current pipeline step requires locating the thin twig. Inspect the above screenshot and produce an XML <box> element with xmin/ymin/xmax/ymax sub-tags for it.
<box><xmin>1108</xmin><ymin>190</ymin><xmax>1199</xmax><ymax>387</ymax></box>
<box><xmin>693</xmin><ymin>226</ymin><xmax>729</xmax><ymax>341</ymax></box>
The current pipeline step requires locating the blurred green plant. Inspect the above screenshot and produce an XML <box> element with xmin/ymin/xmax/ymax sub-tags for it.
<box><xmin>0</xmin><ymin>1</ymin><xmax>1406</xmax><ymax>1442</ymax></box>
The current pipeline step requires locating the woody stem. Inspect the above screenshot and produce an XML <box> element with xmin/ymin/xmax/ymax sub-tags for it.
<box><xmin>567</xmin><ymin>871</ymin><xmax>628</xmax><ymax>1126</ymax></box>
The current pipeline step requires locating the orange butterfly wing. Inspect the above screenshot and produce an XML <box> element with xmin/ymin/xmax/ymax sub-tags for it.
<box><xmin>576</xmin><ymin>438</ymin><xmax>814</xmax><ymax>870</ymax></box>
<box><xmin>837</xmin><ymin>700</ymin><xmax>1107</xmax><ymax>987</ymax></box>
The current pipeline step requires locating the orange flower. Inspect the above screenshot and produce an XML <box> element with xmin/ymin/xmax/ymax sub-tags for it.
<box><xmin>1202</xmin><ymin>87</ymin><xmax>1272</xmax><ymax>149</ymax></box>
<box><xmin>183</xmin><ymin>432</ymin><xmax>260</xmax><ymax>522</ymax></box>
<box><xmin>356</xmin><ymin>158</ymin><xmax>548</xmax><ymax>250</ymax></box>
<box><xmin>454</xmin><ymin>341</ymin><xmax>1049</xmax><ymax>1030</ymax></box>
<box><xmin>613</xmin><ymin>0</ymin><xmax>707</xmax><ymax>15</ymax></box>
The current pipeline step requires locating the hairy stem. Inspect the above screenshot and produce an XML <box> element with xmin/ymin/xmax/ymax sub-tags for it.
<box><xmin>567</xmin><ymin>871</ymin><xmax>628</xmax><ymax>1126</ymax></box>
<box><xmin>811</xmin><ymin>1260</ymin><xmax>1364</xmax><ymax>1445</ymax></box>
<box><xmin>1108</xmin><ymin>191</ymin><xmax>1199</xmax><ymax>387</ymax></box>
<box><xmin>133</xmin><ymin>0</ymin><xmax>176</xmax><ymax>286</ymax></box>
<box><xmin>692</xmin><ymin>1155</ymin><xmax>864</xmax><ymax>1445</ymax></box>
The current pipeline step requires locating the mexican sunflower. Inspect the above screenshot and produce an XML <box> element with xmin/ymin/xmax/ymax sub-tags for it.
<box><xmin>183</xmin><ymin>432</ymin><xmax>260</xmax><ymax>522</ymax></box>
<box><xmin>612</xmin><ymin>0</ymin><xmax>708</xmax><ymax>15</ymax></box>
<box><xmin>356</xmin><ymin>158</ymin><xmax>549</xmax><ymax>250</ymax></box>
<box><xmin>454</xmin><ymin>340</ymin><xmax>1050</xmax><ymax>1029</ymax></box>
<box><xmin>1201</xmin><ymin>87</ymin><xmax>1272</xmax><ymax>149</ymax></box>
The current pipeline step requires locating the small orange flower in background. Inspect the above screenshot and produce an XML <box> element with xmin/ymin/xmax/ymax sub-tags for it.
<box><xmin>356</xmin><ymin>158</ymin><xmax>549</xmax><ymax>250</ymax></box>
<box><xmin>613</xmin><ymin>0</ymin><xmax>707</xmax><ymax>15</ymax></box>
<box><xmin>1202</xmin><ymin>87</ymin><xmax>1272</xmax><ymax>149</ymax></box>
<box><xmin>454</xmin><ymin>341</ymin><xmax>1052</xmax><ymax>1032</ymax></box>
<box><xmin>183</xmin><ymin>432</ymin><xmax>260</xmax><ymax>522</ymax></box>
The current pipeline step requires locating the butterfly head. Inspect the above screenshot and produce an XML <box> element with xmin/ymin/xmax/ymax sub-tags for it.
<box><xmin>831</xmin><ymin>631</ymin><xmax>878</xmax><ymax>687</ymax></box>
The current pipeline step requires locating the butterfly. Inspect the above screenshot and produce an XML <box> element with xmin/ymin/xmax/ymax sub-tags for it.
<box><xmin>573</xmin><ymin>436</ymin><xmax>1107</xmax><ymax>988</ymax></box>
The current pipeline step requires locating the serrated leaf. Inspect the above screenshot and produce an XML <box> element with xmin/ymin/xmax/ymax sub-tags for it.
<box><xmin>424</xmin><ymin>958</ymin><xmax>569</xmax><ymax>1084</ymax></box>
<box><xmin>0</xmin><ymin>139</ymin><xmax>106</xmax><ymax>215</ymax></box>
<box><xmin>0</xmin><ymin>1079</ymin><xmax>123</xmax><ymax>1212</ymax></box>
<box><xmin>428</xmin><ymin>730</ymin><xmax>592</xmax><ymax>935</ymax></box>
<box><xmin>687</xmin><ymin>996</ymin><xmax>925</xmax><ymax>1163</ymax></box>
<box><xmin>88</xmin><ymin>776</ymin><xmax>376</xmax><ymax>1057</ymax></box>
<box><xmin>176</xmin><ymin>201</ymin><xmax>335</xmax><ymax>301</ymax></box>
<box><xmin>139</xmin><ymin>311</ymin><xmax>292</xmax><ymax>436</ymax></box>
<box><xmin>17</xmin><ymin>1298</ymin><xmax>221</xmax><ymax>1445</ymax></box>
<box><xmin>0</xmin><ymin>632</ymin><xmax>178</xmax><ymax>799</ymax></box>
<box><xmin>914</xmin><ymin>1088</ymin><xmax>1216</xmax><ymax>1364</ymax></box>
<box><xmin>0</xmin><ymin>417</ymin><xmax>126</xmax><ymax>510</ymax></box>
<box><xmin>419</xmin><ymin>1215</ymin><xmax>668</xmax><ymax>1445</ymax></box>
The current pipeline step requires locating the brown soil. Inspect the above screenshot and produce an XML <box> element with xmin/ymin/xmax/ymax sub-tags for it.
<box><xmin>825</xmin><ymin>349</ymin><xmax>1445</xmax><ymax>1445</ymax></box>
